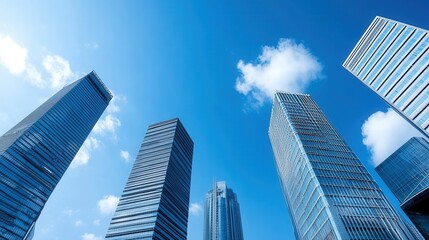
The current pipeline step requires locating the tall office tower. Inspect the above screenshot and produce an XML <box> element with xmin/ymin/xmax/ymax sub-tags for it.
<box><xmin>268</xmin><ymin>92</ymin><xmax>423</xmax><ymax>239</ymax></box>
<box><xmin>204</xmin><ymin>181</ymin><xmax>244</xmax><ymax>240</ymax></box>
<box><xmin>0</xmin><ymin>71</ymin><xmax>111</xmax><ymax>239</ymax></box>
<box><xmin>343</xmin><ymin>16</ymin><xmax>429</xmax><ymax>137</ymax></box>
<box><xmin>105</xmin><ymin>118</ymin><xmax>194</xmax><ymax>240</ymax></box>
<box><xmin>376</xmin><ymin>137</ymin><xmax>429</xmax><ymax>238</ymax></box>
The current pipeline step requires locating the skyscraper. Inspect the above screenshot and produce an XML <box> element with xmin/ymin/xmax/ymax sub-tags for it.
<box><xmin>204</xmin><ymin>181</ymin><xmax>244</xmax><ymax>240</ymax></box>
<box><xmin>268</xmin><ymin>92</ymin><xmax>422</xmax><ymax>239</ymax></box>
<box><xmin>376</xmin><ymin>137</ymin><xmax>429</xmax><ymax>238</ymax></box>
<box><xmin>105</xmin><ymin>118</ymin><xmax>194</xmax><ymax>240</ymax></box>
<box><xmin>343</xmin><ymin>16</ymin><xmax>429</xmax><ymax>137</ymax></box>
<box><xmin>0</xmin><ymin>71</ymin><xmax>112</xmax><ymax>239</ymax></box>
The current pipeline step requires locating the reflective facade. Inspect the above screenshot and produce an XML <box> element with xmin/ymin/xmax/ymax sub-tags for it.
<box><xmin>0</xmin><ymin>71</ymin><xmax>111</xmax><ymax>239</ymax></box>
<box><xmin>268</xmin><ymin>92</ymin><xmax>422</xmax><ymax>239</ymax></box>
<box><xmin>23</xmin><ymin>223</ymin><xmax>35</xmax><ymax>240</ymax></box>
<box><xmin>343</xmin><ymin>16</ymin><xmax>429</xmax><ymax>137</ymax></box>
<box><xmin>204</xmin><ymin>181</ymin><xmax>243</xmax><ymax>240</ymax></box>
<box><xmin>376</xmin><ymin>137</ymin><xmax>429</xmax><ymax>238</ymax></box>
<box><xmin>105</xmin><ymin>118</ymin><xmax>194</xmax><ymax>240</ymax></box>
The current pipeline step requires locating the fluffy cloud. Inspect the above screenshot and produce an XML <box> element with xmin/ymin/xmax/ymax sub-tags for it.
<box><xmin>25</xmin><ymin>64</ymin><xmax>45</xmax><ymax>88</ymax></box>
<box><xmin>0</xmin><ymin>34</ymin><xmax>76</xmax><ymax>89</ymax></box>
<box><xmin>82</xmin><ymin>233</ymin><xmax>102</xmax><ymax>240</ymax></box>
<box><xmin>93</xmin><ymin>114</ymin><xmax>121</xmax><ymax>136</ymax></box>
<box><xmin>120</xmin><ymin>150</ymin><xmax>131</xmax><ymax>162</ymax></box>
<box><xmin>189</xmin><ymin>202</ymin><xmax>202</xmax><ymax>216</ymax></box>
<box><xmin>0</xmin><ymin>35</ymin><xmax>46</xmax><ymax>87</ymax></box>
<box><xmin>362</xmin><ymin>108</ymin><xmax>424</xmax><ymax>166</ymax></box>
<box><xmin>236</xmin><ymin>38</ymin><xmax>322</xmax><ymax>108</ymax></box>
<box><xmin>98</xmin><ymin>195</ymin><xmax>120</xmax><ymax>215</ymax></box>
<box><xmin>43</xmin><ymin>55</ymin><xmax>73</xmax><ymax>89</ymax></box>
<box><xmin>0</xmin><ymin>35</ymin><xmax>28</xmax><ymax>74</ymax></box>
<box><xmin>71</xmin><ymin>137</ymin><xmax>100</xmax><ymax>168</ymax></box>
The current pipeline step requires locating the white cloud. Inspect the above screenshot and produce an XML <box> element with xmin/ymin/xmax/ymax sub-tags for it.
<box><xmin>93</xmin><ymin>114</ymin><xmax>121</xmax><ymax>136</ymax></box>
<box><xmin>0</xmin><ymin>35</ymin><xmax>28</xmax><ymax>75</ymax></box>
<box><xmin>71</xmin><ymin>137</ymin><xmax>100</xmax><ymax>168</ymax></box>
<box><xmin>82</xmin><ymin>233</ymin><xmax>102</xmax><ymax>240</ymax></box>
<box><xmin>93</xmin><ymin>219</ymin><xmax>100</xmax><ymax>226</ymax></box>
<box><xmin>0</xmin><ymin>34</ymin><xmax>77</xmax><ymax>90</ymax></box>
<box><xmin>25</xmin><ymin>64</ymin><xmax>45</xmax><ymax>88</ymax></box>
<box><xmin>189</xmin><ymin>202</ymin><xmax>202</xmax><ymax>216</ymax></box>
<box><xmin>43</xmin><ymin>54</ymin><xmax>73</xmax><ymax>89</ymax></box>
<box><xmin>74</xmin><ymin>220</ymin><xmax>83</xmax><ymax>227</ymax></box>
<box><xmin>362</xmin><ymin>108</ymin><xmax>424</xmax><ymax>166</ymax></box>
<box><xmin>120</xmin><ymin>150</ymin><xmax>131</xmax><ymax>162</ymax></box>
<box><xmin>0</xmin><ymin>35</ymin><xmax>46</xmax><ymax>87</ymax></box>
<box><xmin>236</xmin><ymin>38</ymin><xmax>322</xmax><ymax>108</ymax></box>
<box><xmin>98</xmin><ymin>195</ymin><xmax>119</xmax><ymax>215</ymax></box>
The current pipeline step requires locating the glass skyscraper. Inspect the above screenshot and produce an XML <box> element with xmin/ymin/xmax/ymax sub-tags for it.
<box><xmin>105</xmin><ymin>118</ymin><xmax>194</xmax><ymax>240</ymax></box>
<box><xmin>204</xmin><ymin>181</ymin><xmax>243</xmax><ymax>240</ymax></box>
<box><xmin>268</xmin><ymin>92</ymin><xmax>422</xmax><ymax>239</ymax></box>
<box><xmin>0</xmin><ymin>71</ymin><xmax>112</xmax><ymax>239</ymax></box>
<box><xmin>343</xmin><ymin>16</ymin><xmax>429</xmax><ymax>137</ymax></box>
<box><xmin>376</xmin><ymin>137</ymin><xmax>429</xmax><ymax>238</ymax></box>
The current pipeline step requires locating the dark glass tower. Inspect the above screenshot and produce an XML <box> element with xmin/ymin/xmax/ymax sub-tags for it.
<box><xmin>204</xmin><ymin>181</ymin><xmax>244</xmax><ymax>240</ymax></box>
<box><xmin>376</xmin><ymin>137</ymin><xmax>429</xmax><ymax>238</ymax></box>
<box><xmin>0</xmin><ymin>71</ymin><xmax>112</xmax><ymax>239</ymax></box>
<box><xmin>105</xmin><ymin>118</ymin><xmax>194</xmax><ymax>240</ymax></box>
<box><xmin>268</xmin><ymin>92</ymin><xmax>422</xmax><ymax>239</ymax></box>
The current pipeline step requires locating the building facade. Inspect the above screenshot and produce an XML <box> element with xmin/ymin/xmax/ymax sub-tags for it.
<box><xmin>268</xmin><ymin>92</ymin><xmax>422</xmax><ymax>239</ymax></box>
<box><xmin>343</xmin><ymin>16</ymin><xmax>429</xmax><ymax>137</ymax></box>
<box><xmin>0</xmin><ymin>71</ymin><xmax>111</xmax><ymax>239</ymax></box>
<box><xmin>204</xmin><ymin>181</ymin><xmax>244</xmax><ymax>240</ymax></box>
<box><xmin>105</xmin><ymin>118</ymin><xmax>194</xmax><ymax>240</ymax></box>
<box><xmin>376</xmin><ymin>137</ymin><xmax>429</xmax><ymax>238</ymax></box>
<box><xmin>23</xmin><ymin>223</ymin><xmax>35</xmax><ymax>240</ymax></box>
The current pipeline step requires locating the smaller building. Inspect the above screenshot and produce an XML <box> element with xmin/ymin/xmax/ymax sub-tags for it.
<box><xmin>204</xmin><ymin>181</ymin><xmax>243</xmax><ymax>240</ymax></box>
<box><xmin>376</xmin><ymin>137</ymin><xmax>429</xmax><ymax>238</ymax></box>
<box><xmin>105</xmin><ymin>118</ymin><xmax>194</xmax><ymax>240</ymax></box>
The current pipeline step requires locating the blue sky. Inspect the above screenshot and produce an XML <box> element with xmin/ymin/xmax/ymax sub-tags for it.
<box><xmin>0</xmin><ymin>1</ymin><xmax>428</xmax><ymax>239</ymax></box>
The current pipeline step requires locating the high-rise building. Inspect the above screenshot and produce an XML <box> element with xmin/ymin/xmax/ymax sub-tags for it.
<box><xmin>204</xmin><ymin>181</ymin><xmax>244</xmax><ymax>240</ymax></box>
<box><xmin>343</xmin><ymin>16</ymin><xmax>429</xmax><ymax>137</ymax></box>
<box><xmin>376</xmin><ymin>137</ymin><xmax>429</xmax><ymax>238</ymax></box>
<box><xmin>268</xmin><ymin>92</ymin><xmax>423</xmax><ymax>239</ymax></box>
<box><xmin>0</xmin><ymin>71</ymin><xmax>111</xmax><ymax>239</ymax></box>
<box><xmin>105</xmin><ymin>118</ymin><xmax>194</xmax><ymax>240</ymax></box>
